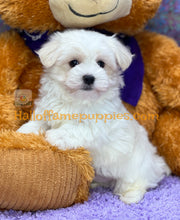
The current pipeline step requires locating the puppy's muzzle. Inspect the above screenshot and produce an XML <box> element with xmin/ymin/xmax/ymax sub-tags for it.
<box><xmin>82</xmin><ymin>75</ymin><xmax>95</xmax><ymax>90</ymax></box>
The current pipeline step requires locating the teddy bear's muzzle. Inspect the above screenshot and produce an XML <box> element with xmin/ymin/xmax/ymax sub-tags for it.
<box><xmin>49</xmin><ymin>0</ymin><xmax>132</xmax><ymax>28</ymax></box>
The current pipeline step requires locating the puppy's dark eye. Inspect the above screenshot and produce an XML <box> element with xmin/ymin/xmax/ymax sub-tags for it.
<box><xmin>69</xmin><ymin>60</ymin><xmax>79</xmax><ymax>68</ymax></box>
<box><xmin>97</xmin><ymin>60</ymin><xmax>105</xmax><ymax>68</ymax></box>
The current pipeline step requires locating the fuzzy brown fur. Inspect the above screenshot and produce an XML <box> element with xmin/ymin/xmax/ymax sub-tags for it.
<box><xmin>0</xmin><ymin>0</ymin><xmax>179</xmax><ymax>211</ymax></box>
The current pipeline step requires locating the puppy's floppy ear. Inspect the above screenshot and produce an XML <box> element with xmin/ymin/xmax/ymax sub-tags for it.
<box><xmin>36</xmin><ymin>34</ymin><xmax>61</xmax><ymax>68</ymax></box>
<box><xmin>109</xmin><ymin>36</ymin><xmax>134</xmax><ymax>71</ymax></box>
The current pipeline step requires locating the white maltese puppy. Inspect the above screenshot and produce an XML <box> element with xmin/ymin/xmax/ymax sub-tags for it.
<box><xmin>17</xmin><ymin>30</ymin><xmax>170</xmax><ymax>204</ymax></box>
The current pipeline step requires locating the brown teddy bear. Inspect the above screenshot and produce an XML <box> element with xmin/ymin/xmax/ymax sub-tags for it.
<box><xmin>0</xmin><ymin>0</ymin><xmax>179</xmax><ymax>211</ymax></box>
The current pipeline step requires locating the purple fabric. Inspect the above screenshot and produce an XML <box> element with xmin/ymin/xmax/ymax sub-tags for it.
<box><xmin>0</xmin><ymin>176</ymin><xmax>179</xmax><ymax>219</ymax></box>
<box><xmin>118</xmin><ymin>34</ymin><xmax>144</xmax><ymax>107</ymax></box>
<box><xmin>19</xmin><ymin>30</ymin><xmax>49</xmax><ymax>53</ymax></box>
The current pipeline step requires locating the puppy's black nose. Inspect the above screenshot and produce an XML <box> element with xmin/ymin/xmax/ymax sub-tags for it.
<box><xmin>82</xmin><ymin>75</ymin><xmax>95</xmax><ymax>85</ymax></box>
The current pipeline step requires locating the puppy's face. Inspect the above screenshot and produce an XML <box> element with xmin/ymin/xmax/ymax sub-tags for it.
<box><xmin>37</xmin><ymin>30</ymin><xmax>133</xmax><ymax>100</ymax></box>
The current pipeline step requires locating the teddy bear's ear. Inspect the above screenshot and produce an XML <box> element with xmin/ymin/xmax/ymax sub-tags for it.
<box><xmin>108</xmin><ymin>36</ymin><xmax>134</xmax><ymax>72</ymax></box>
<box><xmin>36</xmin><ymin>34</ymin><xmax>62</xmax><ymax>68</ymax></box>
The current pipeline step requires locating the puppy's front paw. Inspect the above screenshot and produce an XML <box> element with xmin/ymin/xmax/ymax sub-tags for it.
<box><xmin>114</xmin><ymin>181</ymin><xmax>146</xmax><ymax>204</ymax></box>
<box><xmin>45</xmin><ymin>129</ymin><xmax>65</xmax><ymax>149</ymax></box>
<box><xmin>119</xmin><ymin>188</ymin><xmax>146</xmax><ymax>204</ymax></box>
<box><xmin>17</xmin><ymin>122</ymin><xmax>41</xmax><ymax>135</ymax></box>
<box><xmin>45</xmin><ymin>129</ymin><xmax>75</xmax><ymax>150</ymax></box>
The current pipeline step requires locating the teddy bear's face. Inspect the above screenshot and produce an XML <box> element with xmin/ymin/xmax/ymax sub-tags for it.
<box><xmin>49</xmin><ymin>0</ymin><xmax>132</xmax><ymax>28</ymax></box>
<box><xmin>0</xmin><ymin>0</ymin><xmax>162</xmax><ymax>34</ymax></box>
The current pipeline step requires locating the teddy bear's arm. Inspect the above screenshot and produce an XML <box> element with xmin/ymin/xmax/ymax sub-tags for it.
<box><xmin>135</xmin><ymin>31</ymin><xmax>180</xmax><ymax>110</ymax></box>
<box><xmin>135</xmin><ymin>31</ymin><xmax>180</xmax><ymax>175</ymax></box>
<box><xmin>0</xmin><ymin>30</ymin><xmax>38</xmax><ymax>131</ymax></box>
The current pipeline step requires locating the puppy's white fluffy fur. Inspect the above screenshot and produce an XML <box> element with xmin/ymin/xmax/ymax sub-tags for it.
<box><xmin>17</xmin><ymin>30</ymin><xmax>170</xmax><ymax>204</ymax></box>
